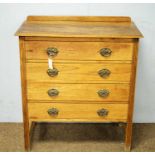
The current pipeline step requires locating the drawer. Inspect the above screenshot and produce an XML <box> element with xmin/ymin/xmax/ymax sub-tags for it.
<box><xmin>27</xmin><ymin>83</ymin><xmax>130</xmax><ymax>102</ymax></box>
<box><xmin>25</xmin><ymin>41</ymin><xmax>133</xmax><ymax>60</ymax></box>
<box><xmin>26</xmin><ymin>62</ymin><xmax>131</xmax><ymax>83</ymax></box>
<box><xmin>28</xmin><ymin>103</ymin><xmax>128</xmax><ymax>122</ymax></box>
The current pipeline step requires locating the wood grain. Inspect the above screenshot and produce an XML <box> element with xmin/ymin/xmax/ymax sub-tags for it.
<box><xmin>27</xmin><ymin>16</ymin><xmax>131</xmax><ymax>22</ymax></box>
<box><xmin>125</xmin><ymin>41</ymin><xmax>139</xmax><ymax>151</ymax></box>
<box><xmin>28</xmin><ymin>103</ymin><xmax>128</xmax><ymax>122</ymax></box>
<box><xmin>27</xmin><ymin>83</ymin><xmax>130</xmax><ymax>102</ymax></box>
<box><xmin>25</xmin><ymin>41</ymin><xmax>134</xmax><ymax>61</ymax></box>
<box><xmin>26</xmin><ymin>62</ymin><xmax>132</xmax><ymax>83</ymax></box>
<box><xmin>19</xmin><ymin>37</ymin><xmax>30</xmax><ymax>151</ymax></box>
<box><xmin>15</xmin><ymin>16</ymin><xmax>143</xmax><ymax>38</ymax></box>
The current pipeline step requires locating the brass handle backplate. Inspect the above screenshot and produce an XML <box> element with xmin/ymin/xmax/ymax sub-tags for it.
<box><xmin>98</xmin><ymin>89</ymin><xmax>110</xmax><ymax>98</ymax></box>
<box><xmin>47</xmin><ymin>47</ymin><xmax>59</xmax><ymax>57</ymax></box>
<box><xmin>97</xmin><ymin>109</ymin><xmax>109</xmax><ymax>117</ymax></box>
<box><xmin>100</xmin><ymin>48</ymin><xmax>112</xmax><ymax>57</ymax></box>
<box><xmin>48</xmin><ymin>89</ymin><xmax>59</xmax><ymax>97</ymax></box>
<box><xmin>47</xmin><ymin>108</ymin><xmax>59</xmax><ymax>116</ymax></box>
<box><xmin>98</xmin><ymin>69</ymin><xmax>111</xmax><ymax>78</ymax></box>
<box><xmin>47</xmin><ymin>68</ymin><xmax>59</xmax><ymax>77</ymax></box>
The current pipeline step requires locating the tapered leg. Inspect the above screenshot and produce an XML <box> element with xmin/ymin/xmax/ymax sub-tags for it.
<box><xmin>125</xmin><ymin>122</ymin><xmax>133</xmax><ymax>151</ymax></box>
<box><xmin>23</xmin><ymin>120</ymin><xmax>36</xmax><ymax>151</ymax></box>
<box><xmin>24</xmin><ymin>120</ymin><xmax>30</xmax><ymax>151</ymax></box>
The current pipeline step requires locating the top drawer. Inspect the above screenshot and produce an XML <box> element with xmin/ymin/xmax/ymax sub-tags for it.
<box><xmin>25</xmin><ymin>41</ymin><xmax>133</xmax><ymax>61</ymax></box>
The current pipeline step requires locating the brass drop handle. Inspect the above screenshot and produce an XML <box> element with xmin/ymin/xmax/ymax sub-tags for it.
<box><xmin>97</xmin><ymin>109</ymin><xmax>109</xmax><ymax>117</ymax></box>
<box><xmin>47</xmin><ymin>108</ymin><xmax>59</xmax><ymax>116</ymax></box>
<box><xmin>48</xmin><ymin>89</ymin><xmax>59</xmax><ymax>97</ymax></box>
<box><xmin>47</xmin><ymin>68</ymin><xmax>59</xmax><ymax>77</ymax></box>
<box><xmin>47</xmin><ymin>47</ymin><xmax>59</xmax><ymax>57</ymax></box>
<box><xmin>98</xmin><ymin>89</ymin><xmax>110</xmax><ymax>98</ymax></box>
<box><xmin>98</xmin><ymin>69</ymin><xmax>111</xmax><ymax>78</ymax></box>
<box><xmin>100</xmin><ymin>48</ymin><xmax>112</xmax><ymax>57</ymax></box>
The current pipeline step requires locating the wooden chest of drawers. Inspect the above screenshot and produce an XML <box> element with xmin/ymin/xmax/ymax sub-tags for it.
<box><xmin>15</xmin><ymin>16</ymin><xmax>143</xmax><ymax>151</ymax></box>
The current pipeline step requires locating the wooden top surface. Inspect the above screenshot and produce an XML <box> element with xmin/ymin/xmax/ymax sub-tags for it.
<box><xmin>15</xmin><ymin>16</ymin><xmax>143</xmax><ymax>38</ymax></box>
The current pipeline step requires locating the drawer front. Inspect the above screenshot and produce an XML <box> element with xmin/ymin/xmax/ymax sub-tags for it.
<box><xmin>26</xmin><ymin>62</ymin><xmax>132</xmax><ymax>83</ymax></box>
<box><xmin>28</xmin><ymin>103</ymin><xmax>128</xmax><ymax>122</ymax></box>
<box><xmin>25</xmin><ymin>41</ymin><xmax>133</xmax><ymax>60</ymax></box>
<box><xmin>27</xmin><ymin>83</ymin><xmax>130</xmax><ymax>102</ymax></box>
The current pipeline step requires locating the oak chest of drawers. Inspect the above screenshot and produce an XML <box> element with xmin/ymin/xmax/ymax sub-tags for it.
<box><xmin>15</xmin><ymin>16</ymin><xmax>143</xmax><ymax>151</ymax></box>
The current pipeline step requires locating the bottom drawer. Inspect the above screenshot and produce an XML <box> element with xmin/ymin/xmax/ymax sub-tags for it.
<box><xmin>28</xmin><ymin>103</ymin><xmax>128</xmax><ymax>122</ymax></box>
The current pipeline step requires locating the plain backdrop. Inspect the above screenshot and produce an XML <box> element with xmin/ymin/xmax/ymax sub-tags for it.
<box><xmin>0</xmin><ymin>3</ymin><xmax>154</xmax><ymax>122</ymax></box>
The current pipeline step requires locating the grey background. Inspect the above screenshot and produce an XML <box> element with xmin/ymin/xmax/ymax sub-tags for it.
<box><xmin>0</xmin><ymin>3</ymin><xmax>154</xmax><ymax>122</ymax></box>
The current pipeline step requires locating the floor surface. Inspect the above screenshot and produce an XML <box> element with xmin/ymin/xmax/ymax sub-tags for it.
<box><xmin>0</xmin><ymin>123</ymin><xmax>155</xmax><ymax>152</ymax></box>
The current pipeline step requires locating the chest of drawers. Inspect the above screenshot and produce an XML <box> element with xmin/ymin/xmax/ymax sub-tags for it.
<box><xmin>15</xmin><ymin>16</ymin><xmax>143</xmax><ymax>151</ymax></box>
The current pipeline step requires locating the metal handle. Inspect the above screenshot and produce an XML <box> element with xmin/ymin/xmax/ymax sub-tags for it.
<box><xmin>98</xmin><ymin>89</ymin><xmax>110</xmax><ymax>98</ymax></box>
<box><xmin>47</xmin><ymin>108</ymin><xmax>59</xmax><ymax>116</ymax></box>
<box><xmin>47</xmin><ymin>68</ymin><xmax>59</xmax><ymax>77</ymax></box>
<box><xmin>97</xmin><ymin>109</ymin><xmax>109</xmax><ymax>117</ymax></box>
<box><xmin>48</xmin><ymin>89</ymin><xmax>59</xmax><ymax>97</ymax></box>
<box><xmin>100</xmin><ymin>48</ymin><xmax>112</xmax><ymax>57</ymax></box>
<box><xmin>98</xmin><ymin>69</ymin><xmax>111</xmax><ymax>78</ymax></box>
<box><xmin>47</xmin><ymin>47</ymin><xmax>59</xmax><ymax>57</ymax></box>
